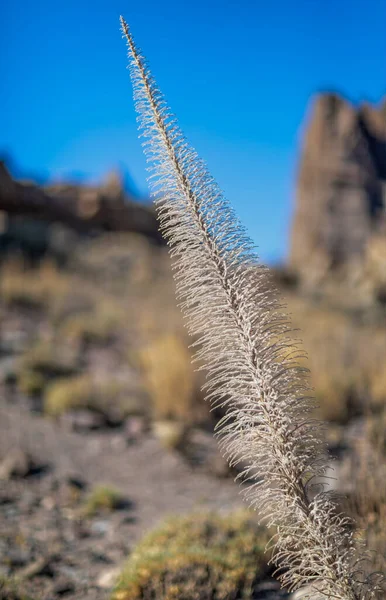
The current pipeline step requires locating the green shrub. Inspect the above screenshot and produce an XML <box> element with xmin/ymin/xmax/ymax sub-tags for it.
<box><xmin>44</xmin><ymin>375</ymin><xmax>93</xmax><ymax>416</ymax></box>
<box><xmin>82</xmin><ymin>485</ymin><xmax>125</xmax><ymax>517</ymax></box>
<box><xmin>112</xmin><ymin>511</ymin><xmax>270</xmax><ymax>600</ymax></box>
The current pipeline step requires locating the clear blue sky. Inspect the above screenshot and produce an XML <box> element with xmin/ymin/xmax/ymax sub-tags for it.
<box><xmin>1</xmin><ymin>0</ymin><xmax>385</xmax><ymax>263</ymax></box>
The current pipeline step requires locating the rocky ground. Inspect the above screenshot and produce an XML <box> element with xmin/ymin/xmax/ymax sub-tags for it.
<box><xmin>0</xmin><ymin>389</ymin><xmax>258</xmax><ymax>600</ymax></box>
<box><xmin>0</xmin><ymin>304</ymin><xmax>384</xmax><ymax>600</ymax></box>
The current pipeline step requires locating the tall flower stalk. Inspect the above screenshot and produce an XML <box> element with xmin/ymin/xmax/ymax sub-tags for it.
<box><xmin>120</xmin><ymin>16</ymin><xmax>381</xmax><ymax>599</ymax></box>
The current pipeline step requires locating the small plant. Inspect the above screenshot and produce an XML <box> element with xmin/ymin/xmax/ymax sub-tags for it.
<box><xmin>112</xmin><ymin>511</ymin><xmax>270</xmax><ymax>600</ymax></box>
<box><xmin>44</xmin><ymin>375</ymin><xmax>93</xmax><ymax>416</ymax></box>
<box><xmin>82</xmin><ymin>485</ymin><xmax>125</xmax><ymax>517</ymax></box>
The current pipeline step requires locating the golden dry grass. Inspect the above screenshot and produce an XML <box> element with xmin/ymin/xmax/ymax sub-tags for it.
<box><xmin>138</xmin><ymin>334</ymin><xmax>195</xmax><ymax>422</ymax></box>
<box><xmin>286</xmin><ymin>293</ymin><xmax>386</xmax><ymax>422</ymax></box>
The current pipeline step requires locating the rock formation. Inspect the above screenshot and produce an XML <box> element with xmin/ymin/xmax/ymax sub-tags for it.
<box><xmin>289</xmin><ymin>93</ymin><xmax>386</xmax><ymax>296</ymax></box>
<box><xmin>0</xmin><ymin>161</ymin><xmax>163</xmax><ymax>246</ymax></box>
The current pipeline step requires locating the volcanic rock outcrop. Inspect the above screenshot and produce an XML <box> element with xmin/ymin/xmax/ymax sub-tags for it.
<box><xmin>0</xmin><ymin>161</ymin><xmax>162</xmax><ymax>254</ymax></box>
<box><xmin>289</xmin><ymin>93</ymin><xmax>386</xmax><ymax>298</ymax></box>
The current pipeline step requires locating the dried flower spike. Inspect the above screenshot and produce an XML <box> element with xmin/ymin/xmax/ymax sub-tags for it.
<box><xmin>120</xmin><ymin>16</ymin><xmax>382</xmax><ymax>599</ymax></box>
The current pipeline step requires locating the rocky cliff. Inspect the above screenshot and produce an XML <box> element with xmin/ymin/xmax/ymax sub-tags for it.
<box><xmin>289</xmin><ymin>93</ymin><xmax>386</xmax><ymax>301</ymax></box>
<box><xmin>0</xmin><ymin>161</ymin><xmax>163</xmax><ymax>259</ymax></box>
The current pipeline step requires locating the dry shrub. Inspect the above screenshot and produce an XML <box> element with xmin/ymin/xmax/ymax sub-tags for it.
<box><xmin>44</xmin><ymin>375</ymin><xmax>145</xmax><ymax>419</ymax></box>
<box><xmin>112</xmin><ymin>511</ymin><xmax>271</xmax><ymax>600</ymax></box>
<box><xmin>138</xmin><ymin>333</ymin><xmax>201</xmax><ymax>423</ymax></box>
<box><xmin>286</xmin><ymin>293</ymin><xmax>386</xmax><ymax>422</ymax></box>
<box><xmin>44</xmin><ymin>375</ymin><xmax>93</xmax><ymax>416</ymax></box>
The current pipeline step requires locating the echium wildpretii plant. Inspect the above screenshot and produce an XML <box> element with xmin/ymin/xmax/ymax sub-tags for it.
<box><xmin>120</xmin><ymin>16</ymin><xmax>383</xmax><ymax>599</ymax></box>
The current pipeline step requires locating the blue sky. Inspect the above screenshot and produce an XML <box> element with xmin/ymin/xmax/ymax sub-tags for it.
<box><xmin>1</xmin><ymin>0</ymin><xmax>385</xmax><ymax>263</ymax></box>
